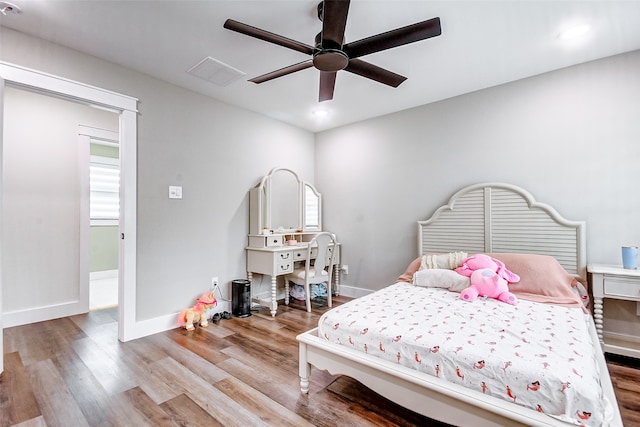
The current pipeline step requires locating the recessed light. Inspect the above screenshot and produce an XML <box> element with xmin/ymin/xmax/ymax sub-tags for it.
<box><xmin>313</xmin><ymin>109</ymin><xmax>329</xmax><ymax>118</ymax></box>
<box><xmin>558</xmin><ymin>24</ymin><xmax>590</xmax><ymax>40</ymax></box>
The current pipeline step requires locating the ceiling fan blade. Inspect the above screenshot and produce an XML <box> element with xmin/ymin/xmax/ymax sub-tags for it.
<box><xmin>224</xmin><ymin>19</ymin><xmax>315</xmax><ymax>55</ymax></box>
<box><xmin>343</xmin><ymin>17</ymin><xmax>441</xmax><ymax>59</ymax></box>
<box><xmin>320</xmin><ymin>0</ymin><xmax>350</xmax><ymax>49</ymax></box>
<box><xmin>249</xmin><ymin>60</ymin><xmax>314</xmax><ymax>84</ymax></box>
<box><xmin>344</xmin><ymin>59</ymin><xmax>407</xmax><ymax>87</ymax></box>
<box><xmin>319</xmin><ymin>71</ymin><xmax>337</xmax><ymax>102</ymax></box>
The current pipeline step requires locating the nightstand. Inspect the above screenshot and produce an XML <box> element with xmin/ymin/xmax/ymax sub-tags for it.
<box><xmin>588</xmin><ymin>263</ymin><xmax>640</xmax><ymax>358</ymax></box>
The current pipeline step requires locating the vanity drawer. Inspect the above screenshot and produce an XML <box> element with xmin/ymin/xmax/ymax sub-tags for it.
<box><xmin>266</xmin><ymin>235</ymin><xmax>284</xmax><ymax>247</ymax></box>
<box><xmin>277</xmin><ymin>259</ymin><xmax>293</xmax><ymax>274</ymax></box>
<box><xmin>293</xmin><ymin>248</ymin><xmax>318</xmax><ymax>260</ymax></box>
<box><xmin>278</xmin><ymin>251</ymin><xmax>293</xmax><ymax>262</ymax></box>
<box><xmin>604</xmin><ymin>276</ymin><xmax>640</xmax><ymax>300</ymax></box>
<box><xmin>277</xmin><ymin>251</ymin><xmax>294</xmax><ymax>273</ymax></box>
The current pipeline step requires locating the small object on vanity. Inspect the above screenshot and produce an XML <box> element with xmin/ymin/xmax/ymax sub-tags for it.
<box><xmin>263</xmin><ymin>228</ymin><xmax>271</xmax><ymax>235</ymax></box>
<box><xmin>288</xmin><ymin>239</ymin><xmax>298</xmax><ymax>246</ymax></box>
<box><xmin>622</xmin><ymin>246</ymin><xmax>638</xmax><ymax>269</ymax></box>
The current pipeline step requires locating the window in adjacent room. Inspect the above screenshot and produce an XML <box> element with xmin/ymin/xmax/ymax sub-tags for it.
<box><xmin>90</xmin><ymin>142</ymin><xmax>120</xmax><ymax>225</ymax></box>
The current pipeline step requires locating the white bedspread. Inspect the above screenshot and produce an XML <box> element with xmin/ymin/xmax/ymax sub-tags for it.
<box><xmin>318</xmin><ymin>283</ymin><xmax>611</xmax><ymax>426</ymax></box>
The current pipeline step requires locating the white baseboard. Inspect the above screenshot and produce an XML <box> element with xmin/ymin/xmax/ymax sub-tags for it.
<box><xmin>90</xmin><ymin>269</ymin><xmax>118</xmax><ymax>280</ymax></box>
<box><xmin>338</xmin><ymin>284</ymin><xmax>374</xmax><ymax>299</ymax></box>
<box><xmin>3</xmin><ymin>300</ymin><xmax>88</xmax><ymax>328</ymax></box>
<box><xmin>127</xmin><ymin>312</ymin><xmax>182</xmax><ymax>340</ymax></box>
<box><xmin>119</xmin><ymin>285</ymin><xmax>371</xmax><ymax>340</ymax></box>
<box><xmin>125</xmin><ymin>302</ymin><xmax>232</xmax><ymax>340</ymax></box>
<box><xmin>2</xmin><ymin>295</ymin><xmax>231</xmax><ymax>340</ymax></box>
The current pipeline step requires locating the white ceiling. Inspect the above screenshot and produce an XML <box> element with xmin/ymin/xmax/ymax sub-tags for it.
<box><xmin>2</xmin><ymin>0</ymin><xmax>640</xmax><ymax>132</ymax></box>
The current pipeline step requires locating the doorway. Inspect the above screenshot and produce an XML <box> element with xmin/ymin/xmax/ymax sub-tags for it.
<box><xmin>81</xmin><ymin>126</ymin><xmax>120</xmax><ymax>310</ymax></box>
<box><xmin>0</xmin><ymin>63</ymin><xmax>138</xmax><ymax>377</ymax></box>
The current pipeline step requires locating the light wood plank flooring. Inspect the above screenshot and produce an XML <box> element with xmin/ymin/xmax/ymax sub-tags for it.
<box><xmin>1</xmin><ymin>296</ymin><xmax>639</xmax><ymax>427</ymax></box>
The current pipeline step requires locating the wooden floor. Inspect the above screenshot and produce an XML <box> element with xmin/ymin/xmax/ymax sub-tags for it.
<box><xmin>1</xmin><ymin>296</ymin><xmax>639</xmax><ymax>427</ymax></box>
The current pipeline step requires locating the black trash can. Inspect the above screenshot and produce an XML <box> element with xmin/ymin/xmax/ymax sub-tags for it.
<box><xmin>232</xmin><ymin>279</ymin><xmax>251</xmax><ymax>318</ymax></box>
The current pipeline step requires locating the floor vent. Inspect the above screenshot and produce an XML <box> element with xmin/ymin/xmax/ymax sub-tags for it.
<box><xmin>187</xmin><ymin>56</ymin><xmax>246</xmax><ymax>86</ymax></box>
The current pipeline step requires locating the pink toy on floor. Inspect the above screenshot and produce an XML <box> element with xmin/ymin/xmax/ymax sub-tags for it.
<box><xmin>455</xmin><ymin>254</ymin><xmax>520</xmax><ymax>305</ymax></box>
<box><xmin>178</xmin><ymin>291</ymin><xmax>218</xmax><ymax>331</ymax></box>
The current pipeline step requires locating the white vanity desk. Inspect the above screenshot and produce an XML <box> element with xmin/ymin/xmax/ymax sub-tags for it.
<box><xmin>246</xmin><ymin>168</ymin><xmax>340</xmax><ymax>317</ymax></box>
<box><xmin>247</xmin><ymin>233</ymin><xmax>341</xmax><ymax>317</ymax></box>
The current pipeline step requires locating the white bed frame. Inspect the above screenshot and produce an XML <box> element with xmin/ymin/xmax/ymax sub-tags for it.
<box><xmin>297</xmin><ymin>182</ymin><xmax>623</xmax><ymax>427</ymax></box>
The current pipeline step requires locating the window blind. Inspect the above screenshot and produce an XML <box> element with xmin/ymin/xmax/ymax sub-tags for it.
<box><xmin>90</xmin><ymin>155</ymin><xmax>120</xmax><ymax>221</ymax></box>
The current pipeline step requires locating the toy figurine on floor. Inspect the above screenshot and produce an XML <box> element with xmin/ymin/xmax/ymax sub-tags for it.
<box><xmin>178</xmin><ymin>291</ymin><xmax>218</xmax><ymax>331</ymax></box>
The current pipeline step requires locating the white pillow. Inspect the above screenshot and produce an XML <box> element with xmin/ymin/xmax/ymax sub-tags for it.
<box><xmin>420</xmin><ymin>252</ymin><xmax>468</xmax><ymax>270</ymax></box>
<box><xmin>413</xmin><ymin>268</ymin><xmax>470</xmax><ymax>293</ymax></box>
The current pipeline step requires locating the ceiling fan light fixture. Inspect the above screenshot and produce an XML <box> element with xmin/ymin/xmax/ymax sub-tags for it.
<box><xmin>558</xmin><ymin>24</ymin><xmax>590</xmax><ymax>40</ymax></box>
<box><xmin>312</xmin><ymin>108</ymin><xmax>329</xmax><ymax>118</ymax></box>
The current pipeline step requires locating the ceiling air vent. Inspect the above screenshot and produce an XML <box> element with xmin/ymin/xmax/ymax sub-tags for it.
<box><xmin>187</xmin><ymin>56</ymin><xmax>246</xmax><ymax>86</ymax></box>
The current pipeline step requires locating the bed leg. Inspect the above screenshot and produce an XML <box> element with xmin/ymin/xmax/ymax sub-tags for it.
<box><xmin>299</xmin><ymin>341</ymin><xmax>311</xmax><ymax>394</ymax></box>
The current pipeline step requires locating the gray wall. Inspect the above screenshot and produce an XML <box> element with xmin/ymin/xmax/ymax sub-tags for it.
<box><xmin>3</xmin><ymin>24</ymin><xmax>639</xmax><ymax>338</ymax></box>
<box><xmin>90</xmin><ymin>226</ymin><xmax>119</xmax><ymax>273</ymax></box>
<box><xmin>316</xmin><ymin>49</ymin><xmax>640</xmax><ymax>336</ymax></box>
<box><xmin>1</xmin><ymin>27</ymin><xmax>315</xmax><ymax>321</ymax></box>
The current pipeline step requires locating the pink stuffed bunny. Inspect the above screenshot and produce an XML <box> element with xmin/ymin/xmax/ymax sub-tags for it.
<box><xmin>460</xmin><ymin>268</ymin><xmax>518</xmax><ymax>305</ymax></box>
<box><xmin>455</xmin><ymin>254</ymin><xmax>520</xmax><ymax>305</ymax></box>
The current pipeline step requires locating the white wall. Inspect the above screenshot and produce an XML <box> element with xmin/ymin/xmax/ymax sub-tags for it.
<box><xmin>316</xmin><ymin>50</ymin><xmax>640</xmax><ymax>336</ymax></box>
<box><xmin>0</xmin><ymin>27</ymin><xmax>315</xmax><ymax>325</ymax></box>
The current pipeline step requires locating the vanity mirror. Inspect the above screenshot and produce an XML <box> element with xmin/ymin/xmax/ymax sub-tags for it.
<box><xmin>246</xmin><ymin>167</ymin><xmax>340</xmax><ymax>317</ymax></box>
<box><xmin>249</xmin><ymin>167</ymin><xmax>322</xmax><ymax>235</ymax></box>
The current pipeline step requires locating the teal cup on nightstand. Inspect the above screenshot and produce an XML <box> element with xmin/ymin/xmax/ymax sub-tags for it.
<box><xmin>622</xmin><ymin>246</ymin><xmax>638</xmax><ymax>269</ymax></box>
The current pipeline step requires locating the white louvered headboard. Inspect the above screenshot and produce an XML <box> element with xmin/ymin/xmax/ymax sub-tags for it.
<box><xmin>418</xmin><ymin>183</ymin><xmax>586</xmax><ymax>282</ymax></box>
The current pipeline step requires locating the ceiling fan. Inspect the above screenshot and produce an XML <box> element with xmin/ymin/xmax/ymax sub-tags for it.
<box><xmin>223</xmin><ymin>0</ymin><xmax>442</xmax><ymax>102</ymax></box>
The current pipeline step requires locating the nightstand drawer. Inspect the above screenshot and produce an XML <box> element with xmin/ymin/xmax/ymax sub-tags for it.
<box><xmin>604</xmin><ymin>276</ymin><xmax>640</xmax><ymax>299</ymax></box>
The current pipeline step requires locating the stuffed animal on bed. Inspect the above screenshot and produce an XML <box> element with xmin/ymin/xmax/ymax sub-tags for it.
<box><xmin>455</xmin><ymin>254</ymin><xmax>520</xmax><ymax>305</ymax></box>
<box><xmin>178</xmin><ymin>291</ymin><xmax>218</xmax><ymax>331</ymax></box>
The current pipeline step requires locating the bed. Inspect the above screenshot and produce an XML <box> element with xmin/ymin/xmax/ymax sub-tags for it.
<box><xmin>297</xmin><ymin>182</ymin><xmax>623</xmax><ymax>427</ymax></box>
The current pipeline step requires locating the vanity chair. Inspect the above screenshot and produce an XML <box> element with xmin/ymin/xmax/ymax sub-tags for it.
<box><xmin>246</xmin><ymin>167</ymin><xmax>341</xmax><ymax>317</ymax></box>
<box><xmin>285</xmin><ymin>232</ymin><xmax>337</xmax><ymax>312</ymax></box>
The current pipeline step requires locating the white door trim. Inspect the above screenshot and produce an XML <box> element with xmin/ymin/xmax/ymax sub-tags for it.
<box><xmin>0</xmin><ymin>61</ymin><xmax>139</xmax><ymax>351</ymax></box>
<box><xmin>0</xmin><ymin>75</ymin><xmax>4</xmax><ymax>373</ymax></box>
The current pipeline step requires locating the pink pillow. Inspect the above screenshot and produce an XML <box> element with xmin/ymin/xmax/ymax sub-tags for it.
<box><xmin>488</xmin><ymin>253</ymin><xmax>583</xmax><ymax>308</ymax></box>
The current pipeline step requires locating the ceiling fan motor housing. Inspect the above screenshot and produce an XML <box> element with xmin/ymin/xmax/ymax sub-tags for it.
<box><xmin>313</xmin><ymin>49</ymin><xmax>349</xmax><ymax>71</ymax></box>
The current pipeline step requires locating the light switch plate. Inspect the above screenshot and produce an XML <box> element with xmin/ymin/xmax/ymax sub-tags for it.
<box><xmin>169</xmin><ymin>186</ymin><xmax>182</xmax><ymax>199</ymax></box>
